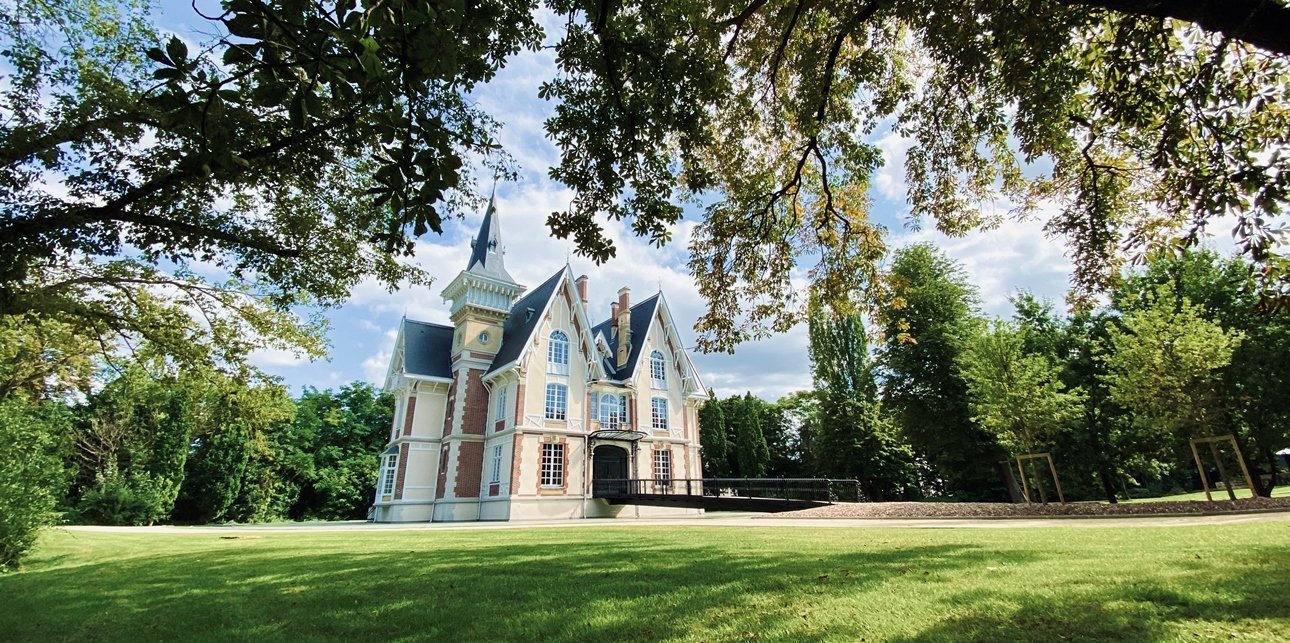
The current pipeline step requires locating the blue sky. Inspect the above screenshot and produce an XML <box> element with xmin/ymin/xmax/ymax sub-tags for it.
<box><xmin>154</xmin><ymin>2</ymin><xmax>1079</xmax><ymax>400</ymax></box>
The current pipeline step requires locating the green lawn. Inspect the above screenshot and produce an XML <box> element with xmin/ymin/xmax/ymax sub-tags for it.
<box><xmin>3</xmin><ymin>523</ymin><xmax>1288</xmax><ymax>642</ymax></box>
<box><xmin>1119</xmin><ymin>485</ymin><xmax>1290</xmax><ymax>503</ymax></box>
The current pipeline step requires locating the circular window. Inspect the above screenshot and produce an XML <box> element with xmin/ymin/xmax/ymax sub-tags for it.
<box><xmin>478</xmin><ymin>330</ymin><xmax>491</xmax><ymax>345</ymax></box>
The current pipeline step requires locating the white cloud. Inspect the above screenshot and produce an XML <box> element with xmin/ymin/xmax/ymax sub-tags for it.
<box><xmin>361</xmin><ymin>328</ymin><xmax>399</xmax><ymax>385</ymax></box>
<box><xmin>247</xmin><ymin>346</ymin><xmax>311</xmax><ymax>368</ymax></box>
<box><xmin>872</xmin><ymin>130</ymin><xmax>913</xmax><ymax>202</ymax></box>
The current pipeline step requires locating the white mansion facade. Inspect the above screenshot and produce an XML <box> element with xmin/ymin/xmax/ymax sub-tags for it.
<box><xmin>371</xmin><ymin>198</ymin><xmax>708</xmax><ymax>522</ymax></box>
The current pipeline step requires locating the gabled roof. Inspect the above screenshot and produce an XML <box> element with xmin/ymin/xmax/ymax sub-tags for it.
<box><xmin>401</xmin><ymin>319</ymin><xmax>454</xmax><ymax>379</ymax></box>
<box><xmin>590</xmin><ymin>294</ymin><xmax>660</xmax><ymax>381</ymax></box>
<box><xmin>484</xmin><ymin>268</ymin><xmax>565</xmax><ymax>376</ymax></box>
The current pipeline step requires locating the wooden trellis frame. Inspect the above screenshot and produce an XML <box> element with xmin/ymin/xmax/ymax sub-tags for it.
<box><xmin>1015</xmin><ymin>453</ymin><xmax>1066</xmax><ymax>505</ymax></box>
<box><xmin>1189</xmin><ymin>435</ymin><xmax>1256</xmax><ymax>502</ymax></box>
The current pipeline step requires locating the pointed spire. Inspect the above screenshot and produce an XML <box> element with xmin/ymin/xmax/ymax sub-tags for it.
<box><xmin>464</xmin><ymin>185</ymin><xmax>515</xmax><ymax>283</ymax></box>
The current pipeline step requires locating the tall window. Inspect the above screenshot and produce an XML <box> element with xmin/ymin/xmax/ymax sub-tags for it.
<box><xmin>651</xmin><ymin>397</ymin><xmax>669</xmax><ymax>432</ymax></box>
<box><xmin>548</xmin><ymin>330</ymin><xmax>570</xmax><ymax>375</ymax></box>
<box><xmin>490</xmin><ymin>444</ymin><xmax>504</xmax><ymax>484</ymax></box>
<box><xmin>650</xmin><ymin>350</ymin><xmax>667</xmax><ymax>389</ymax></box>
<box><xmin>380</xmin><ymin>454</ymin><xmax>398</xmax><ymax>495</ymax></box>
<box><xmin>494</xmin><ymin>385</ymin><xmax>508</xmax><ymax>423</ymax></box>
<box><xmin>654</xmin><ymin>450</ymin><xmax>671</xmax><ymax>482</ymax></box>
<box><xmin>541</xmin><ymin>443</ymin><xmax>565</xmax><ymax>487</ymax></box>
<box><xmin>545</xmin><ymin>383</ymin><xmax>568</xmax><ymax>421</ymax></box>
<box><xmin>599</xmin><ymin>393</ymin><xmax>626</xmax><ymax>430</ymax></box>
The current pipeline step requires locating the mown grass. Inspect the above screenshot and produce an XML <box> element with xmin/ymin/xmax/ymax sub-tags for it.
<box><xmin>1119</xmin><ymin>485</ymin><xmax>1290</xmax><ymax>503</ymax></box>
<box><xmin>3</xmin><ymin>522</ymin><xmax>1288</xmax><ymax>642</ymax></box>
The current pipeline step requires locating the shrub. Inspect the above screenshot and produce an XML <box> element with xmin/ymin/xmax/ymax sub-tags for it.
<box><xmin>75</xmin><ymin>471</ymin><xmax>167</xmax><ymax>526</ymax></box>
<box><xmin>0</xmin><ymin>399</ymin><xmax>70</xmax><ymax>570</ymax></box>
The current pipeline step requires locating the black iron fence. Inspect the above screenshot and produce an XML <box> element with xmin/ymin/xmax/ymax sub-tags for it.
<box><xmin>592</xmin><ymin>478</ymin><xmax>860</xmax><ymax>504</ymax></box>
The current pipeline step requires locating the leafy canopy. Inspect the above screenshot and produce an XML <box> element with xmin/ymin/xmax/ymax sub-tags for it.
<box><xmin>0</xmin><ymin>0</ymin><xmax>539</xmax><ymax>370</ymax></box>
<box><xmin>6</xmin><ymin>0</ymin><xmax>1290</xmax><ymax>361</ymax></box>
<box><xmin>543</xmin><ymin>0</ymin><xmax>1290</xmax><ymax>350</ymax></box>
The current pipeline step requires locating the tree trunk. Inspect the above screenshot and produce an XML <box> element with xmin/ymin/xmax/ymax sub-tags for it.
<box><xmin>1099</xmin><ymin>468</ymin><xmax>1118</xmax><ymax>504</ymax></box>
<box><xmin>998</xmin><ymin>461</ymin><xmax>1024</xmax><ymax>503</ymax></box>
<box><xmin>1232</xmin><ymin>434</ymin><xmax>1269</xmax><ymax>497</ymax></box>
<box><xmin>1262</xmin><ymin>447</ymin><xmax>1280</xmax><ymax>497</ymax></box>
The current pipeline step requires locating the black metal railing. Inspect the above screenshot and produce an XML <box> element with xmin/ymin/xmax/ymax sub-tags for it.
<box><xmin>592</xmin><ymin>478</ymin><xmax>860</xmax><ymax>504</ymax></box>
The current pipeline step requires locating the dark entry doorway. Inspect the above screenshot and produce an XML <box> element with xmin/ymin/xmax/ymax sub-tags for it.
<box><xmin>592</xmin><ymin>445</ymin><xmax>629</xmax><ymax>496</ymax></box>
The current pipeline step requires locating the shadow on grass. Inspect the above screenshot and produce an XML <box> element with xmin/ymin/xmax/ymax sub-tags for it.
<box><xmin>2</xmin><ymin>531</ymin><xmax>1287</xmax><ymax>642</ymax></box>
<box><xmin>893</xmin><ymin>545</ymin><xmax>1290</xmax><ymax>643</ymax></box>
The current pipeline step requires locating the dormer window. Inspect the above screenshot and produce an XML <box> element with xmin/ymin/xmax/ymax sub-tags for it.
<box><xmin>548</xmin><ymin>330</ymin><xmax>570</xmax><ymax>375</ymax></box>
<box><xmin>650</xmin><ymin>350</ymin><xmax>667</xmax><ymax>389</ymax></box>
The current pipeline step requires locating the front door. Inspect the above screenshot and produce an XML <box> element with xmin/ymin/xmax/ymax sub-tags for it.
<box><xmin>592</xmin><ymin>445</ymin><xmax>629</xmax><ymax>497</ymax></box>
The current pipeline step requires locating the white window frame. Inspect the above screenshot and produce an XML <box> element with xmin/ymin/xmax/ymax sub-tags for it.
<box><xmin>490</xmin><ymin>444</ymin><xmax>504</xmax><ymax>484</ymax></box>
<box><xmin>380</xmin><ymin>454</ymin><xmax>398</xmax><ymax>496</ymax></box>
<box><xmin>650</xmin><ymin>350</ymin><xmax>667</xmax><ymax>389</ymax></box>
<box><xmin>545</xmin><ymin>383</ymin><xmax>568</xmax><ymax>421</ymax></box>
<box><xmin>599</xmin><ymin>393</ymin><xmax>626</xmax><ymax>430</ymax></box>
<box><xmin>495</xmin><ymin>385</ymin><xmax>508</xmax><ymax>423</ymax></box>
<box><xmin>540</xmin><ymin>442</ymin><xmax>565</xmax><ymax>488</ymax></box>
<box><xmin>654</xmin><ymin>449</ymin><xmax>672</xmax><ymax>482</ymax></box>
<box><xmin>651</xmin><ymin>397</ymin><xmax>668</xmax><ymax>432</ymax></box>
<box><xmin>548</xmin><ymin>330</ymin><xmax>571</xmax><ymax>375</ymax></box>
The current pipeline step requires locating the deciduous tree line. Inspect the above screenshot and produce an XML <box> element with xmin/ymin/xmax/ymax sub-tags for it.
<box><xmin>0</xmin><ymin>335</ymin><xmax>392</xmax><ymax>569</ymax></box>
<box><xmin>700</xmin><ymin>245</ymin><xmax>1290</xmax><ymax>503</ymax></box>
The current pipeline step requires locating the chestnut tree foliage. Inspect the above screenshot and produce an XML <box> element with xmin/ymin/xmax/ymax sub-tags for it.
<box><xmin>544</xmin><ymin>0</ymin><xmax>1290</xmax><ymax>350</ymax></box>
<box><xmin>4</xmin><ymin>0</ymin><xmax>1290</xmax><ymax>362</ymax></box>
<box><xmin>1</xmin><ymin>0</ymin><xmax>540</xmax><ymax>369</ymax></box>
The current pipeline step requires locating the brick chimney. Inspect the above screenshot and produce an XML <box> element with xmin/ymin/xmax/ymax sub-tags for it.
<box><xmin>615</xmin><ymin>287</ymin><xmax>631</xmax><ymax>369</ymax></box>
<box><xmin>575</xmin><ymin>275</ymin><xmax>589</xmax><ymax>304</ymax></box>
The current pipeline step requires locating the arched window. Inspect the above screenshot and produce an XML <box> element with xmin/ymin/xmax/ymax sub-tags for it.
<box><xmin>548</xmin><ymin>330</ymin><xmax>570</xmax><ymax>375</ymax></box>
<box><xmin>545</xmin><ymin>383</ymin><xmax>568</xmax><ymax>421</ymax></box>
<box><xmin>650</xmin><ymin>350</ymin><xmax>667</xmax><ymax>389</ymax></box>
<box><xmin>599</xmin><ymin>393</ymin><xmax>626</xmax><ymax>430</ymax></box>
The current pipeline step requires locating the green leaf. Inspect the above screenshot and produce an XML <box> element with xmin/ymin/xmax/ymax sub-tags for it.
<box><xmin>166</xmin><ymin>36</ymin><xmax>188</xmax><ymax>65</ymax></box>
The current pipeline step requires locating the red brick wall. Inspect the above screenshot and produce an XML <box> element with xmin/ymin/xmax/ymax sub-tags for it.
<box><xmin>403</xmin><ymin>396</ymin><xmax>417</xmax><ymax>436</ymax></box>
<box><xmin>454</xmin><ymin>441</ymin><xmax>484</xmax><ymax>498</ymax></box>
<box><xmin>515</xmin><ymin>383</ymin><xmax>526</xmax><ymax>421</ymax></box>
<box><xmin>460</xmin><ymin>368</ymin><xmax>487</xmax><ymax>436</ymax></box>
<box><xmin>393</xmin><ymin>443</ymin><xmax>410</xmax><ymax>500</ymax></box>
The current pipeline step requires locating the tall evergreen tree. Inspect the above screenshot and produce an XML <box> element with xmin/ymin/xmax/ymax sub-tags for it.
<box><xmin>731</xmin><ymin>393</ymin><xmax>770</xmax><ymax>478</ymax></box>
<box><xmin>808</xmin><ymin>298</ymin><xmax>917</xmax><ymax>500</ymax></box>
<box><xmin>697</xmin><ymin>393</ymin><xmax>731</xmax><ymax>478</ymax></box>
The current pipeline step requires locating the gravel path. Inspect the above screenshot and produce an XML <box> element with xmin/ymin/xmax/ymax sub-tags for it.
<box><xmin>770</xmin><ymin>496</ymin><xmax>1290</xmax><ymax>519</ymax></box>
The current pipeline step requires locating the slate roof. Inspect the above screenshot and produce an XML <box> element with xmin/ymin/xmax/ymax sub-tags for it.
<box><xmin>590</xmin><ymin>294</ymin><xmax>660</xmax><ymax>381</ymax></box>
<box><xmin>400</xmin><ymin>269</ymin><xmax>662</xmax><ymax>384</ymax></box>
<box><xmin>401</xmin><ymin>319</ymin><xmax>454</xmax><ymax>379</ymax></box>
<box><xmin>485</xmin><ymin>268</ymin><xmax>565</xmax><ymax>374</ymax></box>
<box><xmin>464</xmin><ymin>194</ymin><xmax>515</xmax><ymax>283</ymax></box>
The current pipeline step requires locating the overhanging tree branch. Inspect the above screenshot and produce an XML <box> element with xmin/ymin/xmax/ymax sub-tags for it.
<box><xmin>1061</xmin><ymin>0</ymin><xmax>1290</xmax><ymax>57</ymax></box>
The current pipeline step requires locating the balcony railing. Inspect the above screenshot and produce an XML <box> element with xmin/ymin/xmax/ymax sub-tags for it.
<box><xmin>592</xmin><ymin>478</ymin><xmax>860</xmax><ymax>504</ymax></box>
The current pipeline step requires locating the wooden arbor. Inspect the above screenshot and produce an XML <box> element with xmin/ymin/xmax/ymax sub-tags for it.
<box><xmin>1189</xmin><ymin>435</ymin><xmax>1256</xmax><ymax>501</ymax></box>
<box><xmin>1015</xmin><ymin>453</ymin><xmax>1066</xmax><ymax>505</ymax></box>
